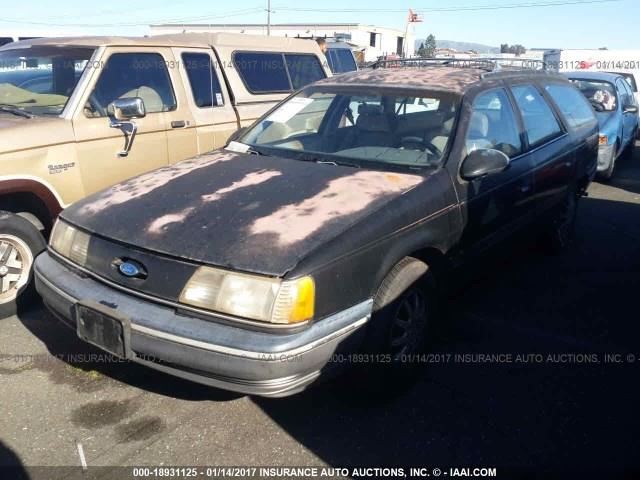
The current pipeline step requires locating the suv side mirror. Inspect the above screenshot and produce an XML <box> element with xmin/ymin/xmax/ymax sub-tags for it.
<box><xmin>110</xmin><ymin>97</ymin><xmax>146</xmax><ymax>121</ymax></box>
<box><xmin>108</xmin><ymin>98</ymin><xmax>146</xmax><ymax>157</ymax></box>
<box><xmin>461</xmin><ymin>148</ymin><xmax>510</xmax><ymax>180</ymax></box>
<box><xmin>624</xmin><ymin>104</ymin><xmax>638</xmax><ymax>114</ymax></box>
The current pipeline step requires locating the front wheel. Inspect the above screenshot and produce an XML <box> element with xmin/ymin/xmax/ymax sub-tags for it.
<box><xmin>356</xmin><ymin>257</ymin><xmax>435</xmax><ymax>394</ymax></box>
<box><xmin>0</xmin><ymin>212</ymin><xmax>46</xmax><ymax>319</ymax></box>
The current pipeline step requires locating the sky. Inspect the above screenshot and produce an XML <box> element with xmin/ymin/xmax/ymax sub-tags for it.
<box><xmin>1</xmin><ymin>0</ymin><xmax>638</xmax><ymax>50</ymax></box>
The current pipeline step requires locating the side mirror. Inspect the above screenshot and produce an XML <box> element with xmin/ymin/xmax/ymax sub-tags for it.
<box><xmin>107</xmin><ymin>98</ymin><xmax>146</xmax><ymax>157</ymax></box>
<box><xmin>109</xmin><ymin>97</ymin><xmax>146</xmax><ymax>121</ymax></box>
<box><xmin>228</xmin><ymin>126</ymin><xmax>248</xmax><ymax>143</ymax></box>
<box><xmin>624</xmin><ymin>104</ymin><xmax>638</xmax><ymax>114</ymax></box>
<box><xmin>461</xmin><ymin>148</ymin><xmax>510</xmax><ymax>180</ymax></box>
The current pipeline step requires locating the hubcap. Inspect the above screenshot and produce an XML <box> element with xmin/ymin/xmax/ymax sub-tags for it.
<box><xmin>390</xmin><ymin>288</ymin><xmax>427</xmax><ymax>360</ymax></box>
<box><xmin>0</xmin><ymin>235</ymin><xmax>33</xmax><ymax>304</ymax></box>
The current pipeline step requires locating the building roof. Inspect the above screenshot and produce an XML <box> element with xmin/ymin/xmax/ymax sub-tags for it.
<box><xmin>316</xmin><ymin>67</ymin><xmax>487</xmax><ymax>94</ymax></box>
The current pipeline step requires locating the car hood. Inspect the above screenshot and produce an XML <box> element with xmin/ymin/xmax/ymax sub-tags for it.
<box><xmin>61</xmin><ymin>150</ymin><xmax>425</xmax><ymax>276</ymax></box>
<box><xmin>0</xmin><ymin>114</ymin><xmax>74</xmax><ymax>154</ymax></box>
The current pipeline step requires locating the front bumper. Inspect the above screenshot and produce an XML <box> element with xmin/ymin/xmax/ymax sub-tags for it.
<box><xmin>597</xmin><ymin>144</ymin><xmax>616</xmax><ymax>172</ymax></box>
<box><xmin>34</xmin><ymin>252</ymin><xmax>372</xmax><ymax>397</ymax></box>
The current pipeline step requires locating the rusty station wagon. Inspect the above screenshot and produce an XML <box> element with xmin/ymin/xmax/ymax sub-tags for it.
<box><xmin>34</xmin><ymin>65</ymin><xmax>598</xmax><ymax>396</ymax></box>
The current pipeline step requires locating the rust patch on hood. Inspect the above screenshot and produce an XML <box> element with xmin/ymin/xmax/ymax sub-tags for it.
<box><xmin>250</xmin><ymin>171</ymin><xmax>422</xmax><ymax>245</ymax></box>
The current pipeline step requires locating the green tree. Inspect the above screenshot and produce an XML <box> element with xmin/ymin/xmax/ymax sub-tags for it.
<box><xmin>417</xmin><ymin>42</ymin><xmax>426</xmax><ymax>57</ymax></box>
<box><xmin>424</xmin><ymin>34</ymin><xmax>437</xmax><ymax>58</ymax></box>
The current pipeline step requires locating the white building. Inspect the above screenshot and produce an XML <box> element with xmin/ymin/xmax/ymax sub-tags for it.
<box><xmin>149</xmin><ymin>23</ymin><xmax>414</xmax><ymax>62</ymax></box>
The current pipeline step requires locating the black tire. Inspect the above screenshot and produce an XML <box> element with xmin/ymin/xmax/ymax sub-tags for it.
<box><xmin>599</xmin><ymin>143</ymin><xmax>618</xmax><ymax>181</ymax></box>
<box><xmin>544</xmin><ymin>184</ymin><xmax>580</xmax><ymax>254</ymax></box>
<box><xmin>356</xmin><ymin>257</ymin><xmax>435</xmax><ymax>394</ymax></box>
<box><xmin>0</xmin><ymin>211</ymin><xmax>46</xmax><ymax>319</ymax></box>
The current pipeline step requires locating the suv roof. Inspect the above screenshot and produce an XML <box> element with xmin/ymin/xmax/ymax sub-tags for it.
<box><xmin>0</xmin><ymin>32</ymin><xmax>320</xmax><ymax>51</ymax></box>
<box><xmin>316</xmin><ymin>66</ymin><xmax>567</xmax><ymax>94</ymax></box>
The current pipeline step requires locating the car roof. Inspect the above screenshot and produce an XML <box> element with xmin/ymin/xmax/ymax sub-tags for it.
<box><xmin>314</xmin><ymin>67</ymin><xmax>486</xmax><ymax>94</ymax></box>
<box><xmin>563</xmin><ymin>71</ymin><xmax>623</xmax><ymax>82</ymax></box>
<box><xmin>314</xmin><ymin>67</ymin><xmax>567</xmax><ymax>95</ymax></box>
<box><xmin>0</xmin><ymin>33</ymin><xmax>319</xmax><ymax>51</ymax></box>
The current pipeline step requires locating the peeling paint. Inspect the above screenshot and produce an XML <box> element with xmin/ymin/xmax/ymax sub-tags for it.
<box><xmin>201</xmin><ymin>170</ymin><xmax>282</xmax><ymax>203</ymax></box>
<box><xmin>250</xmin><ymin>171</ymin><xmax>422</xmax><ymax>245</ymax></box>
<box><xmin>148</xmin><ymin>207</ymin><xmax>196</xmax><ymax>234</ymax></box>
<box><xmin>78</xmin><ymin>151</ymin><xmax>238</xmax><ymax>215</ymax></box>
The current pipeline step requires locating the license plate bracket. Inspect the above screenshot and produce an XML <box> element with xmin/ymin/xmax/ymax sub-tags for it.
<box><xmin>76</xmin><ymin>301</ymin><xmax>131</xmax><ymax>359</ymax></box>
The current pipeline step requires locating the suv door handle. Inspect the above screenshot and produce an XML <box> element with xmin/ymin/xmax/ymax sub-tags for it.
<box><xmin>171</xmin><ymin>120</ymin><xmax>186</xmax><ymax>128</ymax></box>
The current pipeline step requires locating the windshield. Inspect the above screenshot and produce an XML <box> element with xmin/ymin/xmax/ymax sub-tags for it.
<box><xmin>569</xmin><ymin>79</ymin><xmax>618</xmax><ymax>112</ymax></box>
<box><xmin>0</xmin><ymin>46</ymin><xmax>95</xmax><ymax>116</ymax></box>
<box><xmin>239</xmin><ymin>87</ymin><xmax>459</xmax><ymax>170</ymax></box>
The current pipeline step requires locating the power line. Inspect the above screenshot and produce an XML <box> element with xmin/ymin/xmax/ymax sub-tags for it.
<box><xmin>274</xmin><ymin>0</ymin><xmax>620</xmax><ymax>13</ymax></box>
<box><xmin>0</xmin><ymin>6</ymin><xmax>264</xmax><ymax>28</ymax></box>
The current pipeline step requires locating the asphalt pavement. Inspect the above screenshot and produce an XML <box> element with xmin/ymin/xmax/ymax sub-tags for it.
<box><xmin>2</xmin><ymin>146</ymin><xmax>640</xmax><ymax>479</ymax></box>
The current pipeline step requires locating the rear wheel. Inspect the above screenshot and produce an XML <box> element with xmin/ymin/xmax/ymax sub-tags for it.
<box><xmin>0</xmin><ymin>212</ymin><xmax>46</xmax><ymax>319</ymax></box>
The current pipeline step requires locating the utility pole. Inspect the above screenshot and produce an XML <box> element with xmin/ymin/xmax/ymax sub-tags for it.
<box><xmin>267</xmin><ymin>0</ymin><xmax>272</xmax><ymax>36</ymax></box>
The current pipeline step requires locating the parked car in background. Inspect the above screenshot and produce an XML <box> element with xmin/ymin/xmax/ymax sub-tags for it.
<box><xmin>325</xmin><ymin>41</ymin><xmax>358</xmax><ymax>74</ymax></box>
<box><xmin>0</xmin><ymin>33</ymin><xmax>330</xmax><ymax>318</ymax></box>
<box><xmin>35</xmin><ymin>66</ymin><xmax>597</xmax><ymax>397</ymax></box>
<box><xmin>565</xmin><ymin>71</ymin><xmax>639</xmax><ymax>180</ymax></box>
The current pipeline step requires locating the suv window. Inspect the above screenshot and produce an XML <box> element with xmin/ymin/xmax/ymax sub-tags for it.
<box><xmin>327</xmin><ymin>48</ymin><xmax>357</xmax><ymax>73</ymax></box>
<box><xmin>466</xmin><ymin>88</ymin><xmax>522</xmax><ymax>158</ymax></box>
<box><xmin>544</xmin><ymin>83</ymin><xmax>596</xmax><ymax>130</ymax></box>
<box><xmin>87</xmin><ymin>53</ymin><xmax>176</xmax><ymax>118</ymax></box>
<box><xmin>511</xmin><ymin>84</ymin><xmax>562</xmax><ymax>147</ymax></box>
<box><xmin>234</xmin><ymin>52</ymin><xmax>290</xmax><ymax>93</ymax></box>
<box><xmin>285</xmin><ymin>54</ymin><xmax>325</xmax><ymax>90</ymax></box>
<box><xmin>233</xmin><ymin>52</ymin><xmax>326</xmax><ymax>93</ymax></box>
<box><xmin>182</xmin><ymin>52</ymin><xmax>224</xmax><ymax>107</ymax></box>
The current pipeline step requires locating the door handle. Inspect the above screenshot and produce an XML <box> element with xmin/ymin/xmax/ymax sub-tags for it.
<box><xmin>171</xmin><ymin>120</ymin><xmax>186</xmax><ymax>128</ymax></box>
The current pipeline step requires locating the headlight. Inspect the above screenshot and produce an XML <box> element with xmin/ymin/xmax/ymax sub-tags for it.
<box><xmin>179</xmin><ymin>266</ymin><xmax>315</xmax><ymax>324</ymax></box>
<box><xmin>49</xmin><ymin>220</ymin><xmax>90</xmax><ymax>266</ymax></box>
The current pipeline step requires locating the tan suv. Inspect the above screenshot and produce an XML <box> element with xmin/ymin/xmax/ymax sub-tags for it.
<box><xmin>0</xmin><ymin>33</ymin><xmax>330</xmax><ymax>317</ymax></box>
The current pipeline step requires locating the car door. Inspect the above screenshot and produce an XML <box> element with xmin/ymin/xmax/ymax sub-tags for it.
<box><xmin>71</xmin><ymin>48</ymin><xmax>173</xmax><ymax>196</ymax></box>
<box><xmin>174</xmin><ymin>48</ymin><xmax>240</xmax><ymax>154</ymax></box>
<box><xmin>617</xmin><ymin>78</ymin><xmax>638</xmax><ymax>146</ymax></box>
<box><xmin>454</xmin><ymin>86</ymin><xmax>536</xmax><ymax>252</ymax></box>
<box><xmin>510</xmin><ymin>82</ymin><xmax>571</xmax><ymax>215</ymax></box>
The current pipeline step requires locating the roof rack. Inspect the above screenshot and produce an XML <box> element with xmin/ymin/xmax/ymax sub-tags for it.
<box><xmin>371</xmin><ymin>57</ymin><xmax>547</xmax><ymax>72</ymax></box>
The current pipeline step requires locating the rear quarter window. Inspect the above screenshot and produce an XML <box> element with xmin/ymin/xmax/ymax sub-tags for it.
<box><xmin>544</xmin><ymin>83</ymin><xmax>597</xmax><ymax>130</ymax></box>
<box><xmin>233</xmin><ymin>52</ymin><xmax>291</xmax><ymax>93</ymax></box>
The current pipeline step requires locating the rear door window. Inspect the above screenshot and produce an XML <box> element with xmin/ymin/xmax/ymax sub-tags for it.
<box><xmin>182</xmin><ymin>52</ymin><xmax>224</xmax><ymax>107</ymax></box>
<box><xmin>511</xmin><ymin>84</ymin><xmax>563</xmax><ymax>147</ymax></box>
<box><xmin>466</xmin><ymin>88</ymin><xmax>522</xmax><ymax>158</ymax></box>
<box><xmin>544</xmin><ymin>83</ymin><xmax>596</xmax><ymax>130</ymax></box>
<box><xmin>87</xmin><ymin>52</ymin><xmax>176</xmax><ymax>117</ymax></box>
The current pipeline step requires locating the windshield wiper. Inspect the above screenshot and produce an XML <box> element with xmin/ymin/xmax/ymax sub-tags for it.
<box><xmin>0</xmin><ymin>104</ymin><xmax>34</xmax><ymax>119</ymax></box>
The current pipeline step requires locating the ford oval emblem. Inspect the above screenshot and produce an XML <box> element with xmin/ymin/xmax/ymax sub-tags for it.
<box><xmin>119</xmin><ymin>262</ymin><xmax>140</xmax><ymax>277</ymax></box>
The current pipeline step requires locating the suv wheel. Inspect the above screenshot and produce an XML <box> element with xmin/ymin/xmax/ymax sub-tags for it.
<box><xmin>546</xmin><ymin>185</ymin><xmax>580</xmax><ymax>254</ymax></box>
<box><xmin>0</xmin><ymin>212</ymin><xmax>46</xmax><ymax>319</ymax></box>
